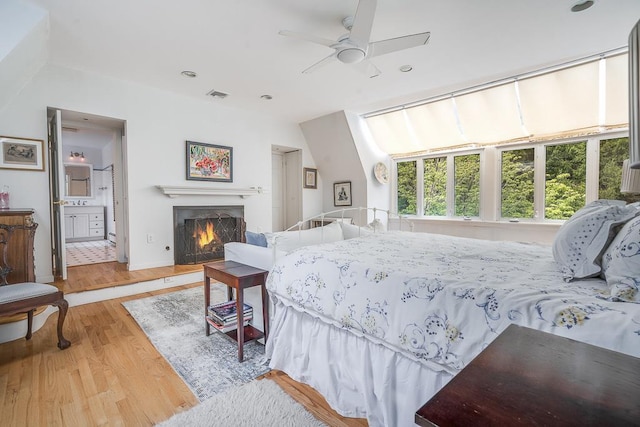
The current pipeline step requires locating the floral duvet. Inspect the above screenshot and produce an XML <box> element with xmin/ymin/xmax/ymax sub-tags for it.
<box><xmin>267</xmin><ymin>231</ymin><xmax>640</xmax><ymax>374</ymax></box>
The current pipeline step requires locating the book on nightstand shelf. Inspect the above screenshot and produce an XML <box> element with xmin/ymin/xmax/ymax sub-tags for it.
<box><xmin>206</xmin><ymin>316</ymin><xmax>251</xmax><ymax>333</ymax></box>
<box><xmin>208</xmin><ymin>300</ymin><xmax>253</xmax><ymax>324</ymax></box>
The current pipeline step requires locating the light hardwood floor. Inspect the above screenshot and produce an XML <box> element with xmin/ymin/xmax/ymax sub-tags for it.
<box><xmin>53</xmin><ymin>261</ymin><xmax>203</xmax><ymax>294</ymax></box>
<box><xmin>1</xmin><ymin>265</ymin><xmax>368</xmax><ymax>426</ymax></box>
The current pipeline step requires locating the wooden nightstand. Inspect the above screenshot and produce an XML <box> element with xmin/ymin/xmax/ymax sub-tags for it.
<box><xmin>203</xmin><ymin>260</ymin><xmax>269</xmax><ymax>362</ymax></box>
<box><xmin>415</xmin><ymin>324</ymin><xmax>640</xmax><ymax>426</ymax></box>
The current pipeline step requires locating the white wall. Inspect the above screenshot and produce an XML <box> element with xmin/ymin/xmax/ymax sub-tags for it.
<box><xmin>0</xmin><ymin>0</ymin><xmax>48</xmax><ymax>115</ymax></box>
<box><xmin>300</xmin><ymin>111</ymin><xmax>366</xmax><ymax>222</ymax></box>
<box><xmin>345</xmin><ymin>111</ymin><xmax>390</xmax><ymax>222</ymax></box>
<box><xmin>0</xmin><ymin>63</ymin><xmax>316</xmax><ymax>279</ymax></box>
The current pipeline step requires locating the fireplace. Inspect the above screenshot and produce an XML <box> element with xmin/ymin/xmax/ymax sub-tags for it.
<box><xmin>173</xmin><ymin>205</ymin><xmax>245</xmax><ymax>265</ymax></box>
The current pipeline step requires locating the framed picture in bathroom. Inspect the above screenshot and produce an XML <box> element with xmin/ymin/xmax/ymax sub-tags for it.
<box><xmin>0</xmin><ymin>136</ymin><xmax>45</xmax><ymax>171</ymax></box>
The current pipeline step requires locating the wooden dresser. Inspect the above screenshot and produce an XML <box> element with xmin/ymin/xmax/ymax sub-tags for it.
<box><xmin>0</xmin><ymin>209</ymin><xmax>36</xmax><ymax>283</ymax></box>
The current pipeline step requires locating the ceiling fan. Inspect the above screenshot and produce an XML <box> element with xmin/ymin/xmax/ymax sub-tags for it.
<box><xmin>279</xmin><ymin>0</ymin><xmax>430</xmax><ymax>78</ymax></box>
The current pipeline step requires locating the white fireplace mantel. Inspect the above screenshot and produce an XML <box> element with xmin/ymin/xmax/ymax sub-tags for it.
<box><xmin>156</xmin><ymin>185</ymin><xmax>263</xmax><ymax>198</ymax></box>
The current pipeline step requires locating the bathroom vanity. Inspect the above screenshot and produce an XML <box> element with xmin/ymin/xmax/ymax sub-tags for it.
<box><xmin>64</xmin><ymin>206</ymin><xmax>105</xmax><ymax>242</ymax></box>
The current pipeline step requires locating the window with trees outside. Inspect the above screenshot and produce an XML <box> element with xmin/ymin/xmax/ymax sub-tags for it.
<box><xmin>423</xmin><ymin>157</ymin><xmax>446</xmax><ymax>216</ymax></box>
<box><xmin>397</xmin><ymin>160</ymin><xmax>417</xmax><ymax>215</ymax></box>
<box><xmin>501</xmin><ymin>148</ymin><xmax>534</xmax><ymax>218</ymax></box>
<box><xmin>396</xmin><ymin>135</ymin><xmax>639</xmax><ymax>221</ymax></box>
<box><xmin>600</xmin><ymin>137</ymin><xmax>640</xmax><ymax>204</ymax></box>
<box><xmin>455</xmin><ymin>154</ymin><xmax>480</xmax><ymax>217</ymax></box>
<box><xmin>381</xmin><ymin>51</ymin><xmax>638</xmax><ymax>220</ymax></box>
<box><xmin>397</xmin><ymin>153</ymin><xmax>481</xmax><ymax>217</ymax></box>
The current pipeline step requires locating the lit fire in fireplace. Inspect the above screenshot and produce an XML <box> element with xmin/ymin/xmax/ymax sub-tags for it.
<box><xmin>193</xmin><ymin>220</ymin><xmax>219</xmax><ymax>248</ymax></box>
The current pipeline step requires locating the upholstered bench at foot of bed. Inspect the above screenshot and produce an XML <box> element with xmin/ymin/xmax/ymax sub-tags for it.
<box><xmin>0</xmin><ymin>282</ymin><xmax>71</xmax><ymax>350</ymax></box>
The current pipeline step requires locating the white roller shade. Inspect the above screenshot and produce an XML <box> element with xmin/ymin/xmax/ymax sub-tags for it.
<box><xmin>365</xmin><ymin>110</ymin><xmax>419</xmax><ymax>154</ymax></box>
<box><xmin>518</xmin><ymin>61</ymin><xmax>600</xmax><ymax>137</ymax></box>
<box><xmin>605</xmin><ymin>53</ymin><xmax>629</xmax><ymax>127</ymax></box>
<box><xmin>365</xmin><ymin>52</ymin><xmax>624</xmax><ymax>156</ymax></box>
<box><xmin>404</xmin><ymin>98</ymin><xmax>466</xmax><ymax>150</ymax></box>
<box><xmin>455</xmin><ymin>82</ymin><xmax>527</xmax><ymax>144</ymax></box>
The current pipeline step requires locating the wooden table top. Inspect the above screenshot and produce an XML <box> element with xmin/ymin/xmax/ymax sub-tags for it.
<box><xmin>203</xmin><ymin>260</ymin><xmax>267</xmax><ymax>279</ymax></box>
<box><xmin>415</xmin><ymin>324</ymin><xmax>640</xmax><ymax>427</ymax></box>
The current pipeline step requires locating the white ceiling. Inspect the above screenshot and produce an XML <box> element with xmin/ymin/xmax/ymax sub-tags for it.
<box><xmin>25</xmin><ymin>0</ymin><xmax>640</xmax><ymax>124</ymax></box>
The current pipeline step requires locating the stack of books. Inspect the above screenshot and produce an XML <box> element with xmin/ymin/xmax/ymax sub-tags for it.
<box><xmin>206</xmin><ymin>300</ymin><xmax>253</xmax><ymax>333</ymax></box>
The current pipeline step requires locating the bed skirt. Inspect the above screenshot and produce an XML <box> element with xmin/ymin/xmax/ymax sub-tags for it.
<box><xmin>265</xmin><ymin>298</ymin><xmax>455</xmax><ymax>427</ymax></box>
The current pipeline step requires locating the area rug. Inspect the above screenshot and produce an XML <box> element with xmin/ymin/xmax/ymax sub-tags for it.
<box><xmin>122</xmin><ymin>285</ymin><xmax>270</xmax><ymax>401</ymax></box>
<box><xmin>156</xmin><ymin>379</ymin><xmax>327</xmax><ymax>427</ymax></box>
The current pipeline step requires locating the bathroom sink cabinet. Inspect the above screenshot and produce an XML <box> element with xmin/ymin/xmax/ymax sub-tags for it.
<box><xmin>64</xmin><ymin>206</ymin><xmax>105</xmax><ymax>242</ymax></box>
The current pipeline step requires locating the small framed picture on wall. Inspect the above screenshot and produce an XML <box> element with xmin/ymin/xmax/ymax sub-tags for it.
<box><xmin>0</xmin><ymin>136</ymin><xmax>45</xmax><ymax>171</ymax></box>
<box><xmin>303</xmin><ymin>167</ymin><xmax>317</xmax><ymax>189</ymax></box>
<box><xmin>333</xmin><ymin>181</ymin><xmax>352</xmax><ymax>206</ymax></box>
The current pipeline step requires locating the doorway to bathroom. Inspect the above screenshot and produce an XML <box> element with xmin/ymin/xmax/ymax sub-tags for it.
<box><xmin>48</xmin><ymin>108</ymin><xmax>128</xmax><ymax>277</ymax></box>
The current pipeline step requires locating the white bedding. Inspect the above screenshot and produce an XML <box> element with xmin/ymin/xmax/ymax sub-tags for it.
<box><xmin>265</xmin><ymin>231</ymin><xmax>640</xmax><ymax>425</ymax></box>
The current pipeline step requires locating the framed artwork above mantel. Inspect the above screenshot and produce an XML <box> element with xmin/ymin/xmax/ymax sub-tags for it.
<box><xmin>186</xmin><ymin>140</ymin><xmax>233</xmax><ymax>182</ymax></box>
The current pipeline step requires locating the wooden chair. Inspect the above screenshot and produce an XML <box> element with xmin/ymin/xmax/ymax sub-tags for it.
<box><xmin>0</xmin><ymin>224</ymin><xmax>70</xmax><ymax>350</ymax></box>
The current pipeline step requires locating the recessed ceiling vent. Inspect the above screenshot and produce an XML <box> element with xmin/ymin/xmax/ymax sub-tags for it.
<box><xmin>206</xmin><ymin>90</ymin><xmax>228</xmax><ymax>99</ymax></box>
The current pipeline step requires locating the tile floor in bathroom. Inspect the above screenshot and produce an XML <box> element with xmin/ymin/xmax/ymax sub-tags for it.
<box><xmin>66</xmin><ymin>240</ymin><xmax>117</xmax><ymax>267</ymax></box>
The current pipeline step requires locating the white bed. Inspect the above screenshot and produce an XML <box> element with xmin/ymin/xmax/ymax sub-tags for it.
<box><xmin>264</xmin><ymin>202</ymin><xmax>640</xmax><ymax>427</ymax></box>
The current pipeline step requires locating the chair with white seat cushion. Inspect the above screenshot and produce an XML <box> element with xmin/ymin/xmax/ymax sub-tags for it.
<box><xmin>0</xmin><ymin>224</ymin><xmax>70</xmax><ymax>350</ymax></box>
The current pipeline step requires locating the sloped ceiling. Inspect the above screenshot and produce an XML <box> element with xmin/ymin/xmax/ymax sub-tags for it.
<box><xmin>0</xmin><ymin>1</ymin><xmax>47</xmax><ymax>115</ymax></box>
<box><xmin>16</xmin><ymin>0</ymin><xmax>640</xmax><ymax>123</ymax></box>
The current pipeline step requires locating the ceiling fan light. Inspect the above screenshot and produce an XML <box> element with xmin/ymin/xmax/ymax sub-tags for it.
<box><xmin>337</xmin><ymin>48</ymin><xmax>366</xmax><ymax>64</ymax></box>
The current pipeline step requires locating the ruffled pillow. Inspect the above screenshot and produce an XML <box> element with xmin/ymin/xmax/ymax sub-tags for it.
<box><xmin>552</xmin><ymin>200</ymin><xmax>639</xmax><ymax>281</ymax></box>
<box><xmin>601</xmin><ymin>215</ymin><xmax>640</xmax><ymax>303</ymax></box>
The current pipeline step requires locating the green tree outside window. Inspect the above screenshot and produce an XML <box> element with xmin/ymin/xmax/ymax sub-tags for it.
<box><xmin>454</xmin><ymin>154</ymin><xmax>480</xmax><ymax>217</ymax></box>
<box><xmin>501</xmin><ymin>149</ymin><xmax>535</xmax><ymax>218</ymax></box>
<box><xmin>545</xmin><ymin>142</ymin><xmax>586</xmax><ymax>220</ymax></box>
<box><xmin>599</xmin><ymin>137</ymin><xmax>640</xmax><ymax>203</ymax></box>
<box><xmin>423</xmin><ymin>157</ymin><xmax>447</xmax><ymax>216</ymax></box>
<box><xmin>397</xmin><ymin>160</ymin><xmax>417</xmax><ymax>215</ymax></box>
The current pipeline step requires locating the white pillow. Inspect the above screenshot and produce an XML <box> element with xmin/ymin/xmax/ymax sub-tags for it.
<box><xmin>340</xmin><ymin>222</ymin><xmax>373</xmax><ymax>239</ymax></box>
<box><xmin>552</xmin><ymin>200</ymin><xmax>639</xmax><ymax>281</ymax></box>
<box><xmin>601</xmin><ymin>215</ymin><xmax>640</xmax><ymax>303</ymax></box>
<box><xmin>366</xmin><ymin>218</ymin><xmax>386</xmax><ymax>233</ymax></box>
<box><xmin>265</xmin><ymin>221</ymin><xmax>344</xmax><ymax>252</ymax></box>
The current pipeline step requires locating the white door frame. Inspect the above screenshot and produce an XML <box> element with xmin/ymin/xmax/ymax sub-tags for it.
<box><xmin>47</xmin><ymin>107</ymin><xmax>129</xmax><ymax>276</ymax></box>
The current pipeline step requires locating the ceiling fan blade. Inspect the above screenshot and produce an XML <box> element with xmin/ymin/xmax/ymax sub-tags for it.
<box><xmin>368</xmin><ymin>32</ymin><xmax>430</xmax><ymax>58</ymax></box>
<box><xmin>353</xmin><ymin>59</ymin><xmax>381</xmax><ymax>78</ymax></box>
<box><xmin>349</xmin><ymin>0</ymin><xmax>377</xmax><ymax>48</ymax></box>
<box><xmin>302</xmin><ymin>52</ymin><xmax>337</xmax><ymax>74</ymax></box>
<box><xmin>278</xmin><ymin>30</ymin><xmax>335</xmax><ymax>48</ymax></box>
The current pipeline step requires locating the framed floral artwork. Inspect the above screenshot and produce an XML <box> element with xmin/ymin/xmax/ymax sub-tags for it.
<box><xmin>303</xmin><ymin>167</ymin><xmax>317</xmax><ymax>189</ymax></box>
<box><xmin>334</xmin><ymin>181</ymin><xmax>352</xmax><ymax>206</ymax></box>
<box><xmin>186</xmin><ymin>141</ymin><xmax>233</xmax><ymax>182</ymax></box>
<box><xmin>0</xmin><ymin>135</ymin><xmax>45</xmax><ymax>171</ymax></box>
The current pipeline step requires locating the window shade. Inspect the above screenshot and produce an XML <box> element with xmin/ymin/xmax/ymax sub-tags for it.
<box><xmin>605</xmin><ymin>53</ymin><xmax>629</xmax><ymax>127</ymax></box>
<box><xmin>518</xmin><ymin>61</ymin><xmax>600</xmax><ymax>137</ymax></box>
<box><xmin>404</xmin><ymin>98</ymin><xmax>466</xmax><ymax>151</ymax></box>
<box><xmin>455</xmin><ymin>82</ymin><xmax>527</xmax><ymax>144</ymax></box>
<box><xmin>365</xmin><ymin>110</ymin><xmax>419</xmax><ymax>154</ymax></box>
<box><xmin>365</xmin><ymin>52</ymin><xmax>629</xmax><ymax>156</ymax></box>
